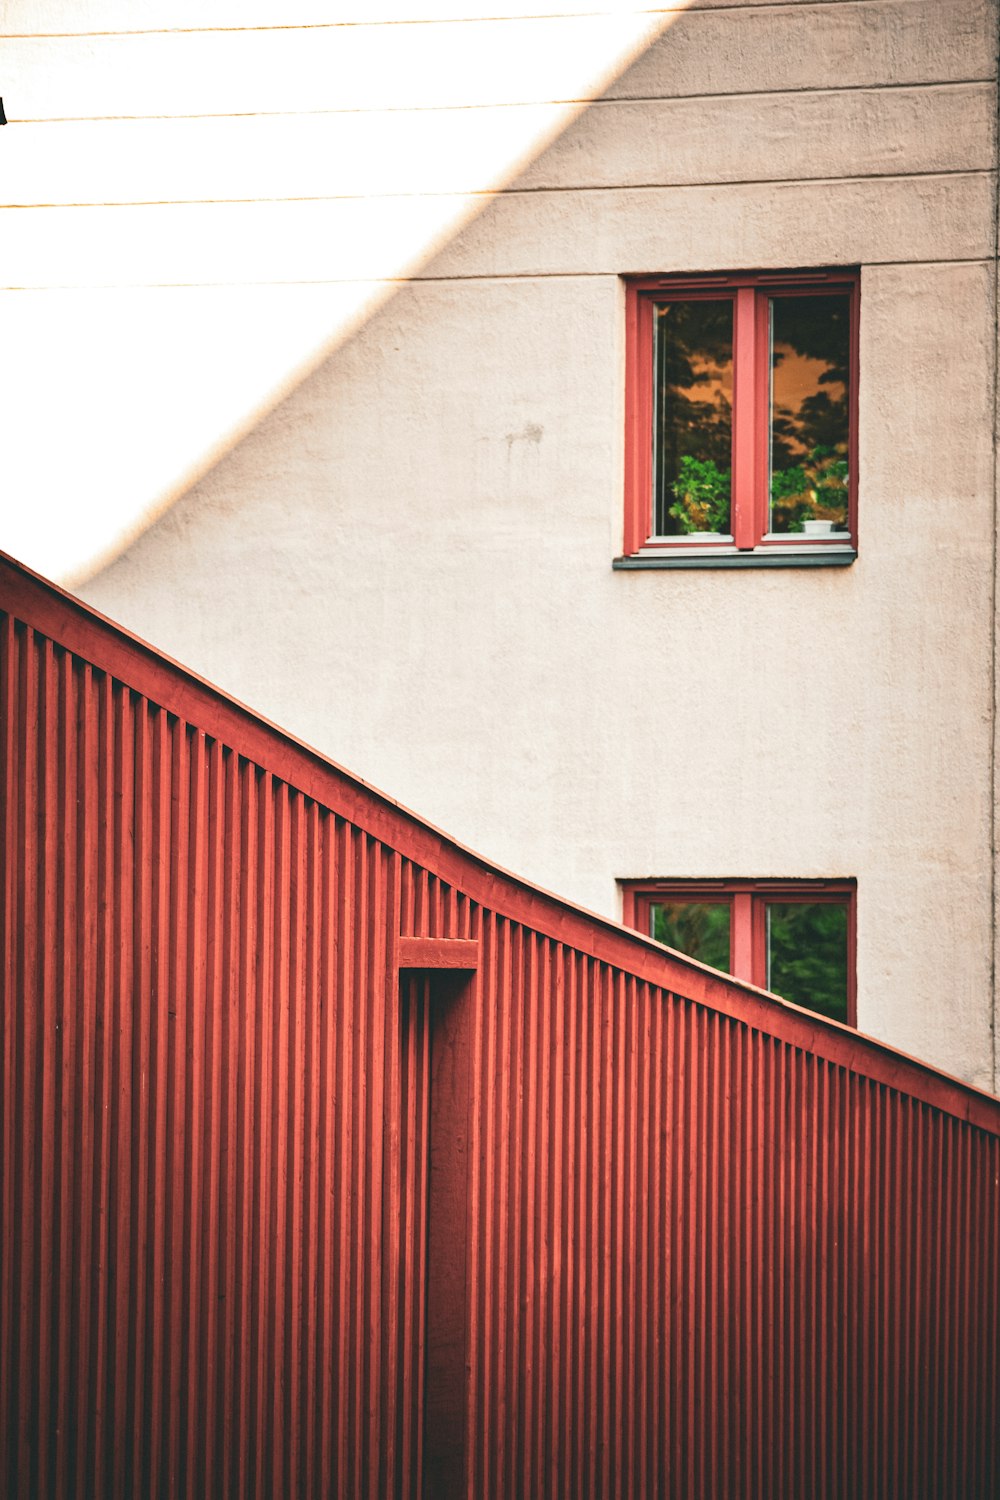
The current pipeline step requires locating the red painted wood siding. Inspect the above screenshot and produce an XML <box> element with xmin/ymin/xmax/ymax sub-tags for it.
<box><xmin>2</xmin><ymin>556</ymin><xmax>999</xmax><ymax>1498</ymax></box>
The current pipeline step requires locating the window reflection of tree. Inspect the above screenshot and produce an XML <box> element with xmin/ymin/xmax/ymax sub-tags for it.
<box><xmin>770</xmin><ymin>295</ymin><xmax>850</xmax><ymax>531</ymax></box>
<box><xmin>654</xmin><ymin>293</ymin><xmax>851</xmax><ymax>535</ymax></box>
<box><xmin>652</xmin><ymin>902</ymin><xmax>731</xmax><ymax>974</ymax></box>
<box><xmin>654</xmin><ymin>301</ymin><xmax>732</xmax><ymax>533</ymax></box>
<box><xmin>767</xmin><ymin>903</ymin><xmax>848</xmax><ymax>1022</ymax></box>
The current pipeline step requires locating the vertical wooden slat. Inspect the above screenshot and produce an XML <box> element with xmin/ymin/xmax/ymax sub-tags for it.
<box><xmin>109</xmin><ymin>685</ymin><xmax>135</xmax><ymax>1493</ymax></box>
<box><xmin>218</xmin><ymin>747</ymin><xmax>241</xmax><ymax>1500</ymax></box>
<box><xmin>199</xmin><ymin>738</ymin><xmax>225</xmax><ymax>1494</ymax></box>
<box><xmin>51</xmin><ymin>650</ymin><xmax>75</xmax><ymax>1499</ymax></box>
<box><xmin>267</xmin><ymin>778</ymin><xmax>289</xmax><ymax>1497</ymax></box>
<box><xmin>301</xmin><ymin>800</ymin><xmax>321</xmax><ymax>1500</ymax></box>
<box><xmin>251</xmin><ymin>769</ymin><xmax>274</xmax><ymax>1500</ymax></box>
<box><xmin>182</xmin><ymin>730</ymin><xmax>207</xmax><ymax>1499</ymax></box>
<box><xmin>521</xmin><ymin>931</ymin><xmax>539</xmax><ymax>1498</ymax></box>
<box><xmin>235</xmin><ymin>759</ymin><xmax>258</xmax><ymax>1500</ymax></box>
<box><xmin>34</xmin><ymin>638</ymin><xmax>57</xmax><ymax>1500</ymax></box>
<box><xmin>126</xmin><ymin>689</ymin><xmax>151</xmax><ymax>1498</ymax></box>
<box><xmin>317</xmin><ymin>809</ymin><xmax>338</xmax><ymax>1499</ymax></box>
<box><xmin>0</xmin><ymin>616</ymin><xmax>16</xmax><ymax>1495</ymax></box>
<box><xmin>71</xmin><ymin>661</ymin><xmax>98</xmax><ymax>1492</ymax></box>
<box><xmin>335</xmin><ymin>816</ymin><xmax>354</xmax><ymax>1494</ymax></box>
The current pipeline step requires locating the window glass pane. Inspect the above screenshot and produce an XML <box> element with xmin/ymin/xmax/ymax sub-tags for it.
<box><xmin>653</xmin><ymin>300</ymin><xmax>733</xmax><ymax>537</ymax></box>
<box><xmin>765</xmin><ymin>902</ymin><xmax>848</xmax><ymax>1021</ymax></box>
<box><xmin>768</xmin><ymin>293</ymin><xmax>850</xmax><ymax>536</ymax></box>
<box><xmin>650</xmin><ymin>901</ymin><xmax>731</xmax><ymax>973</ymax></box>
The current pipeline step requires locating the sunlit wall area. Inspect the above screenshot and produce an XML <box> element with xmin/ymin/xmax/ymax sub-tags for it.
<box><xmin>0</xmin><ymin>0</ymin><xmax>673</xmax><ymax>581</ymax></box>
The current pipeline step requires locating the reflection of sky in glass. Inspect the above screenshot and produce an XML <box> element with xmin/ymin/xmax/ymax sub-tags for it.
<box><xmin>653</xmin><ymin>300</ymin><xmax>733</xmax><ymax>536</ymax></box>
<box><xmin>770</xmin><ymin>350</ymin><xmax>844</xmax><ymax>459</ymax></box>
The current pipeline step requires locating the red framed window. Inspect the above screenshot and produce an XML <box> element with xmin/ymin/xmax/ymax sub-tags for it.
<box><xmin>621</xmin><ymin>878</ymin><xmax>856</xmax><ymax>1025</ymax></box>
<box><xmin>622</xmin><ymin>270</ymin><xmax>859</xmax><ymax>561</ymax></box>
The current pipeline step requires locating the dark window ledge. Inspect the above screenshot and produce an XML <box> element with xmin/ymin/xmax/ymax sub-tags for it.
<box><xmin>613</xmin><ymin>547</ymin><xmax>857</xmax><ymax>571</ymax></box>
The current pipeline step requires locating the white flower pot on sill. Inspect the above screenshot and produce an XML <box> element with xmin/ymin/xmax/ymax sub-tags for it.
<box><xmin>802</xmin><ymin>519</ymin><xmax>839</xmax><ymax>537</ymax></box>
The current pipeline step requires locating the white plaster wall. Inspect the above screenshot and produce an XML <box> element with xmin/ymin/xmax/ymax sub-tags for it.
<box><xmin>19</xmin><ymin>0</ymin><xmax>999</xmax><ymax>1086</ymax></box>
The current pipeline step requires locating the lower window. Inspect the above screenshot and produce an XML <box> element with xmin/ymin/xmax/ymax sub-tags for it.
<box><xmin>621</xmin><ymin>879</ymin><xmax>856</xmax><ymax>1025</ymax></box>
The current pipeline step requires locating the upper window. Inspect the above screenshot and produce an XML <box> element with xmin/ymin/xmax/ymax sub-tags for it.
<box><xmin>621</xmin><ymin>878</ymin><xmax>856</xmax><ymax>1025</ymax></box>
<box><xmin>621</xmin><ymin>270</ymin><xmax>859</xmax><ymax>566</ymax></box>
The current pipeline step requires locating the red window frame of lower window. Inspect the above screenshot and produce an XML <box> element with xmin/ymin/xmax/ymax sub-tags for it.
<box><xmin>620</xmin><ymin>878</ymin><xmax>857</xmax><ymax>1026</ymax></box>
<box><xmin>622</xmin><ymin>269</ymin><xmax>860</xmax><ymax>557</ymax></box>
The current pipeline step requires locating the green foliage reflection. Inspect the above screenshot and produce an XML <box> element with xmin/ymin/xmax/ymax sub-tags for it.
<box><xmin>651</xmin><ymin>902</ymin><xmax>731</xmax><ymax>974</ymax></box>
<box><xmin>668</xmin><ymin>455</ymin><xmax>731</xmax><ymax>534</ymax></box>
<box><xmin>654</xmin><ymin>301</ymin><xmax>732</xmax><ymax>535</ymax></box>
<box><xmin>767</xmin><ymin>903</ymin><xmax>848</xmax><ymax>1021</ymax></box>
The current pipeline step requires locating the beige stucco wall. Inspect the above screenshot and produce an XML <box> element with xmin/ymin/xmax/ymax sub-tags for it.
<box><xmin>10</xmin><ymin>1</ymin><xmax>999</xmax><ymax>1085</ymax></box>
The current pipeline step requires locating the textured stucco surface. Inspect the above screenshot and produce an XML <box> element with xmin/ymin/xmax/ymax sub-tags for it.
<box><xmin>66</xmin><ymin>0</ymin><xmax>1000</xmax><ymax>1087</ymax></box>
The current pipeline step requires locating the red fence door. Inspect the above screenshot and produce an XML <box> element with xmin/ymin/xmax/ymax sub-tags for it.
<box><xmin>389</xmin><ymin>954</ymin><xmax>477</xmax><ymax>1499</ymax></box>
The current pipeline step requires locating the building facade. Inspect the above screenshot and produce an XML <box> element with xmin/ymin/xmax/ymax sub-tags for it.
<box><xmin>5</xmin><ymin>0</ymin><xmax>999</xmax><ymax>1085</ymax></box>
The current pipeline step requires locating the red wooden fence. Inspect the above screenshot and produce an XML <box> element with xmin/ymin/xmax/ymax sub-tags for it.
<box><xmin>2</xmin><ymin>553</ymin><xmax>999</xmax><ymax>1497</ymax></box>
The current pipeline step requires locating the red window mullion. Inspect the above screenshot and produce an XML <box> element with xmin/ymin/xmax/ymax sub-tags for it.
<box><xmin>749</xmin><ymin>895</ymin><xmax>769</xmax><ymax>991</ymax></box>
<box><xmin>754</xmin><ymin>291</ymin><xmax>772</xmax><ymax>541</ymax></box>
<box><xmin>845</xmin><ymin>893</ymin><xmax>857</xmax><ymax>1027</ymax></box>
<box><xmin>731</xmin><ymin>287</ymin><xmax>758</xmax><ymax>549</ymax></box>
<box><xmin>730</xmin><ymin>890</ymin><xmax>754</xmax><ymax>983</ymax></box>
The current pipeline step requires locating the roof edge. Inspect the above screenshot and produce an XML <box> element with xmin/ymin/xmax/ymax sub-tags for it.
<box><xmin>3</xmin><ymin>548</ymin><xmax>999</xmax><ymax>1136</ymax></box>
